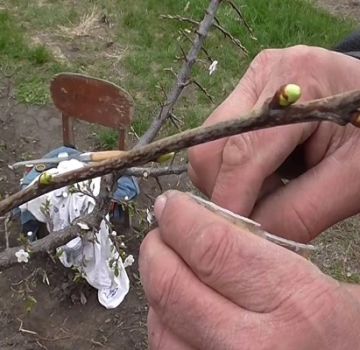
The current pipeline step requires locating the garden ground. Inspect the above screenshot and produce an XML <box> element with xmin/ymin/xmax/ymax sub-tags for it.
<box><xmin>0</xmin><ymin>0</ymin><xmax>359</xmax><ymax>348</ymax></box>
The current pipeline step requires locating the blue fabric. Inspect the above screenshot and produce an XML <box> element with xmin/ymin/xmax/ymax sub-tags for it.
<box><xmin>21</xmin><ymin>146</ymin><xmax>80</xmax><ymax>188</ymax></box>
<box><xmin>18</xmin><ymin>146</ymin><xmax>140</xmax><ymax>240</ymax></box>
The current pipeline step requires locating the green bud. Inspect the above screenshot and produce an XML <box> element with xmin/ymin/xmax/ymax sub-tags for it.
<box><xmin>39</xmin><ymin>172</ymin><xmax>53</xmax><ymax>185</ymax></box>
<box><xmin>279</xmin><ymin>84</ymin><xmax>301</xmax><ymax>107</ymax></box>
<box><xmin>156</xmin><ymin>152</ymin><xmax>175</xmax><ymax>164</ymax></box>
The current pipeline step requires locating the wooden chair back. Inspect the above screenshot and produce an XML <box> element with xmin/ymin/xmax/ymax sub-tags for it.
<box><xmin>50</xmin><ymin>73</ymin><xmax>134</xmax><ymax>150</ymax></box>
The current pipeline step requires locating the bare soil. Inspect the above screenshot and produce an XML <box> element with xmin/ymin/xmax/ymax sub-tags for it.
<box><xmin>1</xmin><ymin>2</ymin><xmax>360</xmax><ymax>349</ymax></box>
<box><xmin>0</xmin><ymin>79</ymin><xmax>192</xmax><ymax>349</ymax></box>
<box><xmin>313</xmin><ymin>0</ymin><xmax>360</xmax><ymax>19</ymax></box>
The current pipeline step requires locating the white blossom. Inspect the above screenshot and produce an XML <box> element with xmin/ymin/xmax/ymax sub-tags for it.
<box><xmin>124</xmin><ymin>195</ymin><xmax>129</xmax><ymax>201</ymax></box>
<box><xmin>208</xmin><ymin>60</ymin><xmax>218</xmax><ymax>75</ymax></box>
<box><xmin>15</xmin><ymin>249</ymin><xmax>30</xmax><ymax>263</ymax></box>
<box><xmin>123</xmin><ymin>255</ymin><xmax>134</xmax><ymax>268</ymax></box>
<box><xmin>111</xmin><ymin>231</ymin><xmax>117</xmax><ymax>237</ymax></box>
<box><xmin>27</xmin><ymin>231</ymin><xmax>33</xmax><ymax>237</ymax></box>
<box><xmin>77</xmin><ymin>222</ymin><xmax>90</xmax><ymax>230</ymax></box>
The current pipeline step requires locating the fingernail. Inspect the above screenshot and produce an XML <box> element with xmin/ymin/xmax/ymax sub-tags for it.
<box><xmin>154</xmin><ymin>194</ymin><xmax>167</xmax><ymax>220</ymax></box>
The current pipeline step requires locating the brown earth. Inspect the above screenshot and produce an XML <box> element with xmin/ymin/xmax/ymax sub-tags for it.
<box><xmin>1</xmin><ymin>1</ymin><xmax>360</xmax><ymax>349</ymax></box>
<box><xmin>0</xmin><ymin>79</ymin><xmax>192</xmax><ymax>349</ymax></box>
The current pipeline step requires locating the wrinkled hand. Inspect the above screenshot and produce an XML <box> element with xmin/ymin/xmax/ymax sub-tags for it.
<box><xmin>140</xmin><ymin>191</ymin><xmax>360</xmax><ymax>350</ymax></box>
<box><xmin>189</xmin><ymin>45</ymin><xmax>360</xmax><ymax>243</ymax></box>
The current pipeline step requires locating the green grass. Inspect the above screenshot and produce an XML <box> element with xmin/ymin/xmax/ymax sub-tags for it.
<box><xmin>0</xmin><ymin>11</ymin><xmax>65</xmax><ymax>104</ymax></box>
<box><xmin>96</xmin><ymin>129</ymin><xmax>119</xmax><ymax>150</ymax></box>
<box><xmin>0</xmin><ymin>0</ymin><xmax>356</xmax><ymax>124</ymax></box>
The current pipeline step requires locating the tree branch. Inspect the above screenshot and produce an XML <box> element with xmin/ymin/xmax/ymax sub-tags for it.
<box><xmin>0</xmin><ymin>174</ymin><xmax>113</xmax><ymax>269</ymax></box>
<box><xmin>213</xmin><ymin>16</ymin><xmax>248</xmax><ymax>53</ymax></box>
<box><xmin>124</xmin><ymin>165</ymin><xmax>188</xmax><ymax>178</ymax></box>
<box><xmin>137</xmin><ymin>0</ymin><xmax>221</xmax><ymax>146</ymax></box>
<box><xmin>160</xmin><ymin>13</ymin><xmax>249</xmax><ymax>54</ymax></box>
<box><xmin>0</xmin><ymin>0</ymin><xmax>223</xmax><ymax>269</ymax></box>
<box><xmin>2</xmin><ymin>89</ymin><xmax>360</xmax><ymax>216</ymax></box>
<box><xmin>225</xmin><ymin>0</ymin><xmax>256</xmax><ymax>40</ymax></box>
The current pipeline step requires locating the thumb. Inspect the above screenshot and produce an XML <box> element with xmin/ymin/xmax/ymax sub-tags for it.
<box><xmin>155</xmin><ymin>191</ymin><xmax>334</xmax><ymax>313</ymax></box>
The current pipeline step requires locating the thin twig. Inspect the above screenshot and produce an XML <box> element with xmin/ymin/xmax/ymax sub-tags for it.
<box><xmin>192</xmin><ymin>79</ymin><xmax>214</xmax><ymax>103</ymax></box>
<box><xmin>161</xmin><ymin>13</ymin><xmax>248</xmax><ymax>54</ymax></box>
<box><xmin>225</xmin><ymin>0</ymin><xmax>256</xmax><ymax>39</ymax></box>
<box><xmin>18</xmin><ymin>318</ymin><xmax>38</xmax><ymax>335</ymax></box>
<box><xmin>0</xmin><ymin>175</ymin><xmax>113</xmax><ymax>269</ymax></box>
<box><xmin>213</xmin><ymin>16</ymin><xmax>248</xmax><ymax>53</ymax></box>
<box><xmin>180</xmin><ymin>29</ymin><xmax>213</xmax><ymax>62</ymax></box>
<box><xmin>2</xmin><ymin>89</ymin><xmax>360</xmax><ymax>218</ymax></box>
<box><xmin>168</xmin><ymin>112</ymin><xmax>183</xmax><ymax>130</ymax></box>
<box><xmin>0</xmin><ymin>0</ymin><xmax>222</xmax><ymax>269</ymax></box>
<box><xmin>137</xmin><ymin>0</ymin><xmax>221</xmax><ymax>146</ymax></box>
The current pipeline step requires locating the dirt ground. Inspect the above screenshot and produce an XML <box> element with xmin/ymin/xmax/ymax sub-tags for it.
<box><xmin>0</xmin><ymin>79</ymin><xmax>192</xmax><ymax>349</ymax></box>
<box><xmin>313</xmin><ymin>0</ymin><xmax>360</xmax><ymax>19</ymax></box>
<box><xmin>1</xmin><ymin>1</ymin><xmax>360</xmax><ymax>350</ymax></box>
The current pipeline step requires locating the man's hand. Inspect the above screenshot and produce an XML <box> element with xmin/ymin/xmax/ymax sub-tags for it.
<box><xmin>140</xmin><ymin>191</ymin><xmax>360</xmax><ymax>349</ymax></box>
<box><xmin>189</xmin><ymin>45</ymin><xmax>360</xmax><ymax>243</ymax></box>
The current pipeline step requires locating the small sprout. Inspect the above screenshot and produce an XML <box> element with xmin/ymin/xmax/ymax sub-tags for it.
<box><xmin>15</xmin><ymin>249</ymin><xmax>30</xmax><ymax>263</ymax></box>
<box><xmin>77</xmin><ymin>222</ymin><xmax>90</xmax><ymax>230</ymax></box>
<box><xmin>278</xmin><ymin>84</ymin><xmax>301</xmax><ymax>107</ymax></box>
<box><xmin>156</xmin><ymin>152</ymin><xmax>175</xmax><ymax>164</ymax></box>
<box><xmin>39</xmin><ymin>172</ymin><xmax>53</xmax><ymax>185</ymax></box>
<box><xmin>25</xmin><ymin>295</ymin><xmax>37</xmax><ymax>313</ymax></box>
<box><xmin>208</xmin><ymin>60</ymin><xmax>218</xmax><ymax>75</ymax></box>
<box><xmin>124</xmin><ymin>255</ymin><xmax>135</xmax><ymax>268</ymax></box>
<box><xmin>120</xmin><ymin>242</ymin><xmax>126</xmax><ymax>248</ymax></box>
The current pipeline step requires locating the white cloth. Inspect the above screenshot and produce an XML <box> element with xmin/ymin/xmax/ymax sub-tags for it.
<box><xmin>20</xmin><ymin>159</ymin><xmax>130</xmax><ymax>309</ymax></box>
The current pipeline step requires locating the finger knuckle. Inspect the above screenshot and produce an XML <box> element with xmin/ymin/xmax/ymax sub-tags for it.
<box><xmin>284</xmin><ymin>45</ymin><xmax>319</xmax><ymax>67</ymax></box>
<box><xmin>191</xmin><ymin>221</ymin><xmax>233</xmax><ymax>281</ymax></box>
<box><xmin>222</xmin><ymin>134</ymin><xmax>254</xmax><ymax>168</ymax></box>
<box><xmin>253</xmin><ymin>48</ymin><xmax>277</xmax><ymax>66</ymax></box>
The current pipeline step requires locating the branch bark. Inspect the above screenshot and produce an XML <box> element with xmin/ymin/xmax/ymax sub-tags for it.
<box><xmin>0</xmin><ymin>0</ymin><xmax>222</xmax><ymax>269</ymax></box>
<box><xmin>2</xmin><ymin>89</ymin><xmax>360</xmax><ymax>217</ymax></box>
<box><xmin>137</xmin><ymin>0</ymin><xmax>221</xmax><ymax>146</ymax></box>
<box><xmin>124</xmin><ymin>165</ymin><xmax>188</xmax><ymax>178</ymax></box>
<box><xmin>0</xmin><ymin>174</ymin><xmax>113</xmax><ymax>269</ymax></box>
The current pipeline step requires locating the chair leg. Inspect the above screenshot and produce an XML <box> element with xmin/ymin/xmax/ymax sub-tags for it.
<box><xmin>62</xmin><ymin>114</ymin><xmax>75</xmax><ymax>148</ymax></box>
<box><xmin>118</xmin><ymin>128</ymin><xmax>126</xmax><ymax>150</ymax></box>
